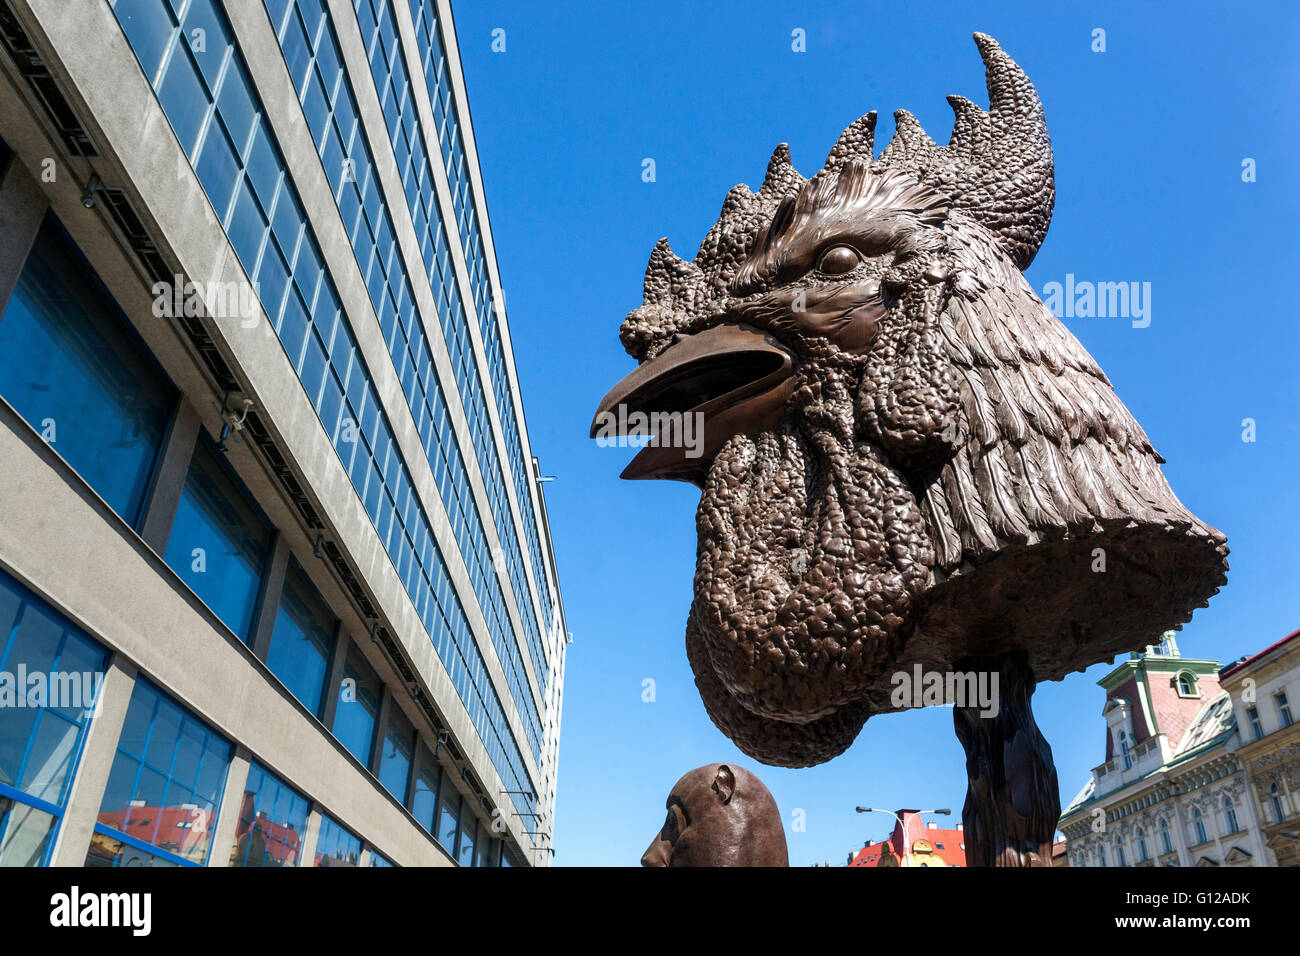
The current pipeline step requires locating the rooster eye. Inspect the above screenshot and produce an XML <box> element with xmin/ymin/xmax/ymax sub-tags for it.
<box><xmin>815</xmin><ymin>244</ymin><xmax>862</xmax><ymax>276</ymax></box>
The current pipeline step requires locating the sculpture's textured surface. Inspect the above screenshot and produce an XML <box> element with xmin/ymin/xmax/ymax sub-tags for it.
<box><xmin>641</xmin><ymin>764</ymin><xmax>789</xmax><ymax>867</ymax></box>
<box><xmin>594</xmin><ymin>35</ymin><xmax>1227</xmax><ymax>776</ymax></box>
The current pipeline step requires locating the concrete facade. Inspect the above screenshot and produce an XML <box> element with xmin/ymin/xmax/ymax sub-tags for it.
<box><xmin>0</xmin><ymin>0</ymin><xmax>564</xmax><ymax>867</ymax></box>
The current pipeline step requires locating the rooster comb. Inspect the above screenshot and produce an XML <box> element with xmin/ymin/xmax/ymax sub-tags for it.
<box><xmin>626</xmin><ymin>34</ymin><xmax>1054</xmax><ymax>360</ymax></box>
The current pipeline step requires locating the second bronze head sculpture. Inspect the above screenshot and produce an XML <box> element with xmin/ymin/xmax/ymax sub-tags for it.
<box><xmin>596</xmin><ymin>34</ymin><xmax>1226</xmax><ymax>865</ymax></box>
<box><xmin>642</xmin><ymin>764</ymin><xmax>788</xmax><ymax>867</ymax></box>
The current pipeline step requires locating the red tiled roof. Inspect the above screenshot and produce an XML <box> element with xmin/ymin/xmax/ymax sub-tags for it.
<box><xmin>847</xmin><ymin>810</ymin><xmax>966</xmax><ymax>866</ymax></box>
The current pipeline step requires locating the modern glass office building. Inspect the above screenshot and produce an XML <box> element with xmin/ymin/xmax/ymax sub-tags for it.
<box><xmin>0</xmin><ymin>0</ymin><xmax>565</xmax><ymax>867</ymax></box>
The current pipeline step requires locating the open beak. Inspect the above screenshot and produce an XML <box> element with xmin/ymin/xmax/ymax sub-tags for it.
<box><xmin>590</xmin><ymin>323</ymin><xmax>796</xmax><ymax>487</ymax></box>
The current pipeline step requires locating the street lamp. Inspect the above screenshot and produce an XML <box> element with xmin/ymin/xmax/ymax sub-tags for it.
<box><xmin>854</xmin><ymin>807</ymin><xmax>952</xmax><ymax>867</ymax></box>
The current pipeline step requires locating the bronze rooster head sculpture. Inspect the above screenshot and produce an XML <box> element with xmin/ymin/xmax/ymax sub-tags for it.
<box><xmin>593</xmin><ymin>34</ymin><xmax>1227</xmax><ymax>770</ymax></box>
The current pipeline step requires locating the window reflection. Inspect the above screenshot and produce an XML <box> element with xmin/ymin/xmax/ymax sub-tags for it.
<box><xmin>377</xmin><ymin>707</ymin><xmax>413</xmax><ymax>802</ymax></box>
<box><xmin>0</xmin><ymin>217</ymin><xmax>174</xmax><ymax>527</ymax></box>
<box><xmin>411</xmin><ymin>751</ymin><xmax>440</xmax><ymax>835</ymax></box>
<box><xmin>0</xmin><ymin>801</ymin><xmax>57</xmax><ymax>867</ymax></box>
<box><xmin>313</xmin><ymin>812</ymin><xmax>361</xmax><ymax>867</ymax></box>
<box><xmin>266</xmin><ymin>558</ymin><xmax>335</xmax><ymax>715</ymax></box>
<box><xmin>0</xmin><ymin>569</ymin><xmax>108</xmax><ymax>867</ymax></box>
<box><xmin>333</xmin><ymin>644</ymin><xmax>381</xmax><ymax>765</ymax></box>
<box><xmin>458</xmin><ymin>813</ymin><xmax>476</xmax><ymax>867</ymax></box>
<box><xmin>108</xmin><ymin>0</ymin><xmax>542</xmax><ymax>828</ymax></box>
<box><xmin>91</xmin><ymin>680</ymin><xmax>231</xmax><ymax>866</ymax></box>
<box><xmin>437</xmin><ymin>788</ymin><xmax>458</xmax><ymax>857</ymax></box>
<box><xmin>164</xmin><ymin>436</ymin><xmax>271</xmax><ymax>641</ymax></box>
<box><xmin>230</xmin><ymin>762</ymin><xmax>309</xmax><ymax>867</ymax></box>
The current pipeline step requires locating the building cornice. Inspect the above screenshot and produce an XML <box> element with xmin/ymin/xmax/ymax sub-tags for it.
<box><xmin>1059</xmin><ymin>735</ymin><xmax>1239</xmax><ymax>829</ymax></box>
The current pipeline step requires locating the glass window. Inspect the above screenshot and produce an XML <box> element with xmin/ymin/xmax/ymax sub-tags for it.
<box><xmin>1277</xmin><ymin>692</ymin><xmax>1293</xmax><ymax>728</ymax></box>
<box><xmin>82</xmin><ymin>836</ymin><xmax>181</xmax><ymax>868</ymax></box>
<box><xmin>411</xmin><ymin>750</ymin><xmax>440</xmax><ymax>834</ymax></box>
<box><xmin>255</xmin><ymin>243</ymin><xmax>290</xmax><ymax>325</ymax></box>
<box><xmin>0</xmin><ymin>569</ymin><xmax>108</xmax><ymax>866</ymax></box>
<box><xmin>436</xmin><ymin>787</ymin><xmax>458</xmax><ymax>856</ymax></box>
<box><xmin>332</xmin><ymin>643</ymin><xmax>380</xmax><ymax>765</ymax></box>
<box><xmin>194</xmin><ymin>119</ymin><xmax>240</xmax><ymax>221</ymax></box>
<box><xmin>156</xmin><ymin>45</ymin><xmax>210</xmax><ymax>156</ymax></box>
<box><xmin>1192</xmin><ymin>807</ymin><xmax>1208</xmax><ymax>845</ymax></box>
<box><xmin>0</xmin><ymin>800</ymin><xmax>58</xmax><ymax>869</ymax></box>
<box><xmin>116</xmin><ymin>0</ymin><xmax>550</xmax><ymax>829</ymax></box>
<box><xmin>278</xmin><ymin>288</ymin><xmax>310</xmax><ymax>369</ymax></box>
<box><xmin>377</xmin><ymin>706</ymin><xmax>413</xmax><ymax>803</ymax></box>
<box><xmin>180</xmin><ymin>0</ymin><xmax>230</xmax><ymax>89</ymax></box>
<box><xmin>280</xmin><ymin>5</ymin><xmax>313</xmax><ymax>90</ymax></box>
<box><xmin>265</xmin><ymin>558</ymin><xmax>335</xmax><ymax>716</ymax></box>
<box><xmin>264</xmin><ymin>0</ymin><xmax>291</xmax><ymax>36</ymax></box>
<box><xmin>458</xmin><ymin>813</ymin><xmax>476</xmax><ymax>866</ymax></box>
<box><xmin>247</xmin><ymin>125</ymin><xmax>283</xmax><ymax>212</ymax></box>
<box><xmin>474</xmin><ymin>830</ymin><xmax>492</xmax><ymax>868</ymax></box>
<box><xmin>1247</xmin><ymin>706</ymin><xmax>1264</xmax><ymax>741</ymax></box>
<box><xmin>1160</xmin><ymin>819</ymin><xmax>1173</xmax><ymax>855</ymax></box>
<box><xmin>215</xmin><ymin>61</ymin><xmax>257</xmax><ymax>156</ymax></box>
<box><xmin>0</xmin><ymin>218</ymin><xmax>175</xmax><ymax>527</ymax></box>
<box><xmin>230</xmin><ymin>761</ymin><xmax>308</xmax><ymax>866</ymax></box>
<box><xmin>89</xmin><ymin>680</ymin><xmax>231</xmax><ymax>866</ymax></box>
<box><xmin>1224</xmin><ymin>796</ymin><xmax>1239</xmax><ymax>834</ymax></box>
<box><xmin>313</xmin><ymin>812</ymin><xmax>360</xmax><ymax>867</ymax></box>
<box><xmin>367</xmin><ymin>848</ymin><xmax>392</xmax><ymax>867</ymax></box>
<box><xmin>114</xmin><ymin>0</ymin><xmax>177</xmax><ymax>83</ymax></box>
<box><xmin>227</xmin><ymin>177</ymin><xmax>268</xmax><ymax>271</ymax></box>
<box><xmin>164</xmin><ymin>436</ymin><xmax>272</xmax><ymax>641</ymax></box>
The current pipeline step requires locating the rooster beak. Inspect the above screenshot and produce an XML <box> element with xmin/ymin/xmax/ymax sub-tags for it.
<box><xmin>590</xmin><ymin>323</ymin><xmax>796</xmax><ymax>487</ymax></box>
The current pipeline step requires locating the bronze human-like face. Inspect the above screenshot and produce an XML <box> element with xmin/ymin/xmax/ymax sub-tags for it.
<box><xmin>641</xmin><ymin>764</ymin><xmax>788</xmax><ymax>867</ymax></box>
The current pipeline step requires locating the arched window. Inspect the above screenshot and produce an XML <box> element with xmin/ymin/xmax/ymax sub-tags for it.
<box><xmin>1159</xmin><ymin>818</ymin><xmax>1173</xmax><ymax>855</ymax></box>
<box><xmin>1192</xmin><ymin>807</ymin><xmax>1208</xmax><ymax>845</ymax></box>
<box><xmin>1176</xmin><ymin>671</ymin><xmax>1199</xmax><ymax>697</ymax></box>
<box><xmin>1224</xmin><ymin>795</ymin><xmax>1239</xmax><ymax>834</ymax></box>
<box><xmin>1137</xmin><ymin>827</ymin><xmax>1149</xmax><ymax>861</ymax></box>
<box><xmin>1114</xmin><ymin>835</ymin><xmax>1127</xmax><ymax>867</ymax></box>
<box><xmin>1270</xmin><ymin>784</ymin><xmax>1286</xmax><ymax>824</ymax></box>
<box><xmin>1119</xmin><ymin>730</ymin><xmax>1132</xmax><ymax>769</ymax></box>
<box><xmin>1097</xmin><ymin>845</ymin><xmax>1107</xmax><ymax>867</ymax></box>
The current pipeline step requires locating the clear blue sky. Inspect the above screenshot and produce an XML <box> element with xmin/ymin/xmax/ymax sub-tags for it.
<box><xmin>451</xmin><ymin>0</ymin><xmax>1300</xmax><ymax>865</ymax></box>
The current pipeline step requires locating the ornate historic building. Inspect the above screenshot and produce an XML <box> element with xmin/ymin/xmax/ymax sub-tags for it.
<box><xmin>1059</xmin><ymin>632</ymin><xmax>1269</xmax><ymax>867</ymax></box>
<box><xmin>1219</xmin><ymin>629</ymin><xmax>1300</xmax><ymax>866</ymax></box>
